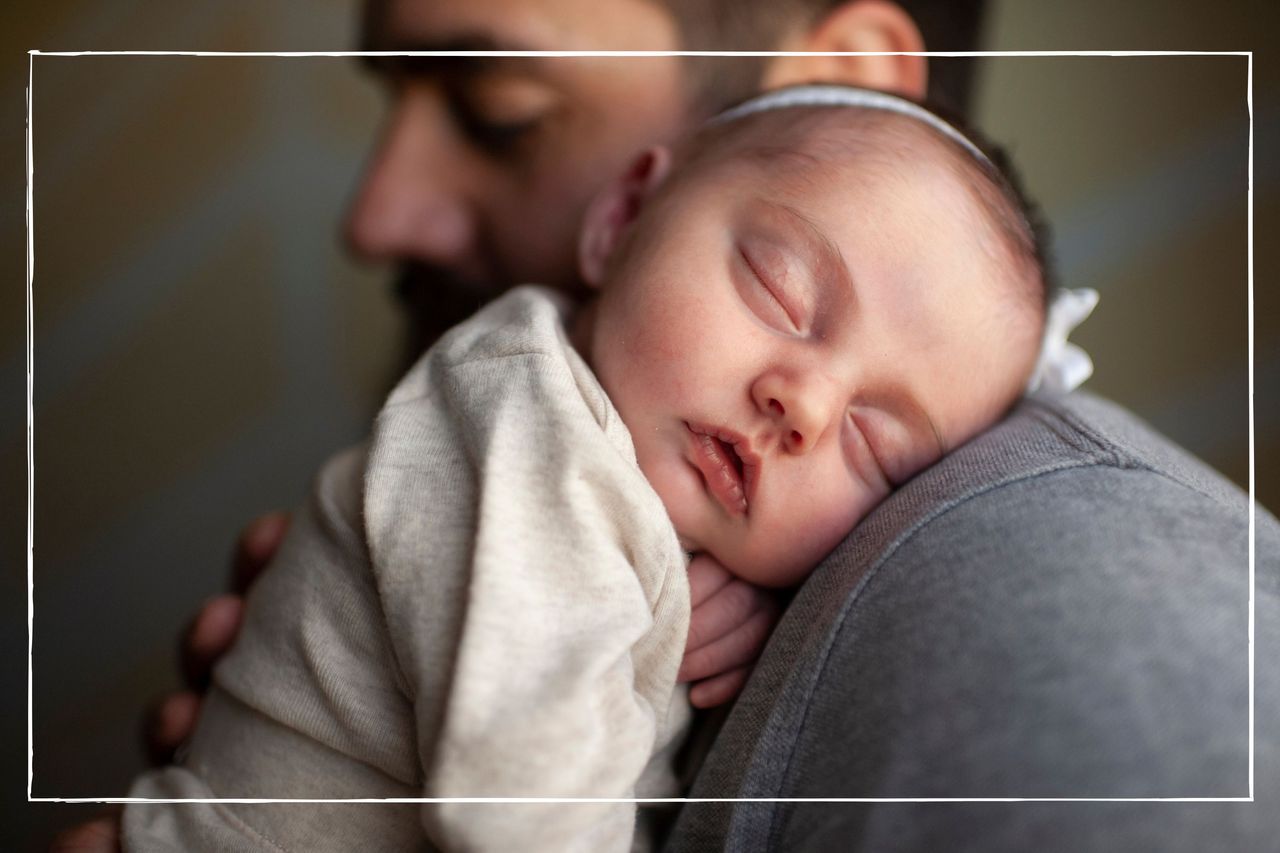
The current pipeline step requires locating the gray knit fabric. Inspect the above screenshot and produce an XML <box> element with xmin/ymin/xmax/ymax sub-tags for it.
<box><xmin>666</xmin><ymin>391</ymin><xmax>1278</xmax><ymax>852</ymax></box>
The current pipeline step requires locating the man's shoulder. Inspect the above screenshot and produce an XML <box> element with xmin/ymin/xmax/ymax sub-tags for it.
<box><xmin>849</xmin><ymin>390</ymin><xmax>1262</xmax><ymax>565</ymax></box>
<box><xmin>671</xmin><ymin>391</ymin><xmax>1277</xmax><ymax>851</ymax></box>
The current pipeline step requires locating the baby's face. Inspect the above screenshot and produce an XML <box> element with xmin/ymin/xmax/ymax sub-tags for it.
<box><xmin>582</xmin><ymin>133</ymin><xmax>1039</xmax><ymax>587</ymax></box>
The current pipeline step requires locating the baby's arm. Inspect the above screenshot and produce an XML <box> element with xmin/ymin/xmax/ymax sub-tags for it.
<box><xmin>140</xmin><ymin>526</ymin><xmax>777</xmax><ymax>775</ymax></box>
<box><xmin>365</xmin><ymin>344</ymin><xmax>692</xmax><ymax>852</ymax></box>
<box><xmin>123</xmin><ymin>447</ymin><xmax>424</xmax><ymax>851</ymax></box>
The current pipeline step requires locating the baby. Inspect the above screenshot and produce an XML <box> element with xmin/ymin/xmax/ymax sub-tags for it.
<box><xmin>125</xmin><ymin>86</ymin><xmax>1058</xmax><ymax>852</ymax></box>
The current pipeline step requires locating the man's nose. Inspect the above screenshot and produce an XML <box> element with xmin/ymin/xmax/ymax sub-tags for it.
<box><xmin>343</xmin><ymin>96</ymin><xmax>479</xmax><ymax>269</ymax></box>
<box><xmin>751</xmin><ymin>369</ymin><xmax>841</xmax><ymax>455</ymax></box>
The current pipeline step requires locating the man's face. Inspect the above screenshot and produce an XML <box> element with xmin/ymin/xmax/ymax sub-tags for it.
<box><xmin>345</xmin><ymin>0</ymin><xmax>691</xmax><ymax>311</ymax></box>
<box><xmin>584</xmin><ymin>128</ymin><xmax>1040</xmax><ymax>587</ymax></box>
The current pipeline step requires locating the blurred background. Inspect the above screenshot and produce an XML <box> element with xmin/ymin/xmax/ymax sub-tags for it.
<box><xmin>5</xmin><ymin>0</ymin><xmax>1273</xmax><ymax>847</ymax></box>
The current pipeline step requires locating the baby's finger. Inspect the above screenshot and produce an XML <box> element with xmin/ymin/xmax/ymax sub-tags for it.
<box><xmin>142</xmin><ymin>690</ymin><xmax>200</xmax><ymax>767</ymax></box>
<box><xmin>685</xmin><ymin>578</ymin><xmax>762</xmax><ymax>654</ymax></box>
<box><xmin>680</xmin><ymin>604</ymin><xmax>776</xmax><ymax>682</ymax></box>
<box><xmin>180</xmin><ymin>594</ymin><xmax>244</xmax><ymax>691</ymax></box>
<box><xmin>688</xmin><ymin>665</ymin><xmax>751</xmax><ymax>709</ymax></box>
<box><xmin>686</xmin><ymin>554</ymin><xmax>732</xmax><ymax>608</ymax></box>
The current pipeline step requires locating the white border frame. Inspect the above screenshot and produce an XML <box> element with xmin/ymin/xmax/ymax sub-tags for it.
<box><xmin>26</xmin><ymin>49</ymin><xmax>1255</xmax><ymax>806</ymax></box>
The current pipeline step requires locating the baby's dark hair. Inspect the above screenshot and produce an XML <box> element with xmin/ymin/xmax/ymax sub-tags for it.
<box><xmin>676</xmin><ymin>95</ymin><xmax>1054</xmax><ymax>330</ymax></box>
<box><xmin>929</xmin><ymin>101</ymin><xmax>1056</xmax><ymax>316</ymax></box>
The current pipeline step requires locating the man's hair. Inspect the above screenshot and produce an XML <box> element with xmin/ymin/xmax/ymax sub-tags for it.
<box><xmin>653</xmin><ymin>0</ymin><xmax>987</xmax><ymax>119</ymax></box>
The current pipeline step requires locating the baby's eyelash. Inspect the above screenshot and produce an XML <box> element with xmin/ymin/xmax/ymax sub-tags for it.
<box><xmin>847</xmin><ymin>412</ymin><xmax>892</xmax><ymax>489</ymax></box>
<box><xmin>742</xmin><ymin>249</ymin><xmax>802</xmax><ymax>332</ymax></box>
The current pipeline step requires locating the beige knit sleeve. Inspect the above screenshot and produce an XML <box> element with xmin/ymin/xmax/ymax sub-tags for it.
<box><xmin>366</xmin><ymin>341</ymin><xmax>690</xmax><ymax>852</ymax></box>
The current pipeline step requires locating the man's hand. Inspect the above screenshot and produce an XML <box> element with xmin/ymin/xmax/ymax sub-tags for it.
<box><xmin>679</xmin><ymin>554</ymin><xmax>784</xmax><ymax>708</ymax></box>
<box><xmin>141</xmin><ymin>512</ymin><xmax>290</xmax><ymax>765</ymax></box>
<box><xmin>48</xmin><ymin>808</ymin><xmax>121</xmax><ymax>853</ymax></box>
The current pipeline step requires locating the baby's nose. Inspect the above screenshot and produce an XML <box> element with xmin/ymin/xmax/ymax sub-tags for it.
<box><xmin>753</xmin><ymin>371</ymin><xmax>839</xmax><ymax>454</ymax></box>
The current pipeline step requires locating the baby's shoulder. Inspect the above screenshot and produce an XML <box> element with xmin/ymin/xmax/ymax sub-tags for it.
<box><xmin>374</xmin><ymin>285</ymin><xmax>621</xmax><ymax>445</ymax></box>
<box><xmin>436</xmin><ymin>284</ymin><xmax>575</xmax><ymax>367</ymax></box>
<box><xmin>384</xmin><ymin>285</ymin><xmax>577</xmax><ymax>406</ymax></box>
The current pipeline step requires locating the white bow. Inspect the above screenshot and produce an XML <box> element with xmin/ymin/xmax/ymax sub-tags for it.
<box><xmin>1026</xmin><ymin>288</ymin><xmax>1100</xmax><ymax>394</ymax></box>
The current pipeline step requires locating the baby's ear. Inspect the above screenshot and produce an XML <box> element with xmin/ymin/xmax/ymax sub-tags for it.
<box><xmin>578</xmin><ymin>146</ymin><xmax>673</xmax><ymax>288</ymax></box>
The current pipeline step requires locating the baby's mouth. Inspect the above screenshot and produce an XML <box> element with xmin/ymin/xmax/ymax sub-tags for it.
<box><xmin>685</xmin><ymin>422</ymin><xmax>757</xmax><ymax>517</ymax></box>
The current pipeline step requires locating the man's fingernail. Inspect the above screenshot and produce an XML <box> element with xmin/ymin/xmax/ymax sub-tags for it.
<box><xmin>248</xmin><ymin>514</ymin><xmax>283</xmax><ymax>552</ymax></box>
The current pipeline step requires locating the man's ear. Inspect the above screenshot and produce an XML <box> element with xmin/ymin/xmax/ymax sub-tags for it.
<box><xmin>578</xmin><ymin>146</ymin><xmax>673</xmax><ymax>288</ymax></box>
<box><xmin>761</xmin><ymin>0</ymin><xmax>927</xmax><ymax>100</ymax></box>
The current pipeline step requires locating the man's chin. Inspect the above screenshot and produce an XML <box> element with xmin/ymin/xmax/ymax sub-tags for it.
<box><xmin>395</xmin><ymin>265</ymin><xmax>504</xmax><ymax>313</ymax></box>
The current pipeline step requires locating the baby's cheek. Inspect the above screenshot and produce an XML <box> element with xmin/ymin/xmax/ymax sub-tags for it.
<box><xmin>610</xmin><ymin>317</ymin><xmax>692</xmax><ymax>392</ymax></box>
<box><xmin>636</xmin><ymin>441</ymin><xmax>707</xmax><ymax>548</ymax></box>
<box><xmin>766</xmin><ymin>484</ymin><xmax>875</xmax><ymax>584</ymax></box>
<box><xmin>796</xmin><ymin>507</ymin><xmax>862</xmax><ymax>571</ymax></box>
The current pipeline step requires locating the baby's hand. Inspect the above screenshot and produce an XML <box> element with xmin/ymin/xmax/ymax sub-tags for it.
<box><xmin>680</xmin><ymin>554</ymin><xmax>784</xmax><ymax>708</ymax></box>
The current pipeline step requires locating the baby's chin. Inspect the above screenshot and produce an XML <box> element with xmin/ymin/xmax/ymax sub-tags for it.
<box><xmin>682</xmin><ymin>541</ymin><xmax>810</xmax><ymax>589</ymax></box>
<box><xmin>673</xmin><ymin>530</ymin><xmax>738</xmax><ymax>575</ymax></box>
<box><xmin>675</xmin><ymin>530</ymin><xmax>702</xmax><ymax>558</ymax></box>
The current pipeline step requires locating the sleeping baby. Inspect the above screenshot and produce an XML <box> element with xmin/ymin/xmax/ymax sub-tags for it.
<box><xmin>124</xmin><ymin>85</ymin><xmax>1082</xmax><ymax>852</ymax></box>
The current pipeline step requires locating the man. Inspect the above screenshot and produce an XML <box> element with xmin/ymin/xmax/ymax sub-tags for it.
<box><xmin>158</xmin><ymin>0</ymin><xmax>972</xmax><ymax>743</ymax></box>
<box><xmin>54</xmin><ymin>0</ymin><xmax>1277</xmax><ymax>849</ymax></box>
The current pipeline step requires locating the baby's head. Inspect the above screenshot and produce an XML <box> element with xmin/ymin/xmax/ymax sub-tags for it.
<box><xmin>572</xmin><ymin>86</ymin><xmax>1048</xmax><ymax>587</ymax></box>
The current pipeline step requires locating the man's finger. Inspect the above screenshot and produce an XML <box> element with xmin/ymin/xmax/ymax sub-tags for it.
<box><xmin>49</xmin><ymin>808</ymin><xmax>122</xmax><ymax>853</ymax></box>
<box><xmin>180</xmin><ymin>594</ymin><xmax>244</xmax><ymax>691</ymax></box>
<box><xmin>680</xmin><ymin>604</ymin><xmax>777</xmax><ymax>683</ymax></box>
<box><xmin>230</xmin><ymin>511</ymin><xmax>290</xmax><ymax>593</ymax></box>
<box><xmin>142</xmin><ymin>691</ymin><xmax>201</xmax><ymax>767</ymax></box>
<box><xmin>688</xmin><ymin>665</ymin><xmax>751</xmax><ymax>709</ymax></box>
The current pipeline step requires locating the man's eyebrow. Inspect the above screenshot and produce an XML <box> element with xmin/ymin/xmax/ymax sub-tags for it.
<box><xmin>357</xmin><ymin>36</ymin><xmax>546</xmax><ymax>77</ymax></box>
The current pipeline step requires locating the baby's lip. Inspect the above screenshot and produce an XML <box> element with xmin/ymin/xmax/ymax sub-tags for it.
<box><xmin>684</xmin><ymin>422</ymin><xmax>761</xmax><ymax>517</ymax></box>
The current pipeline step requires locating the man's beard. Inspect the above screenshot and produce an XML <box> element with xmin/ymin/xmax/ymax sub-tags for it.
<box><xmin>392</xmin><ymin>263</ymin><xmax>506</xmax><ymax>376</ymax></box>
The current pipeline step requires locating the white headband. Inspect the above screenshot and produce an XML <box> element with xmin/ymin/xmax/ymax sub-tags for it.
<box><xmin>708</xmin><ymin>83</ymin><xmax>1099</xmax><ymax>396</ymax></box>
<box><xmin>707</xmin><ymin>84</ymin><xmax>991</xmax><ymax>166</ymax></box>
